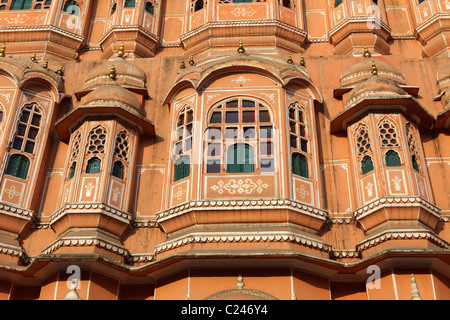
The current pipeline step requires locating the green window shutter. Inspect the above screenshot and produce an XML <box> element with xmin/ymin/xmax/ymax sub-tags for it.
<box><xmin>10</xmin><ymin>0</ymin><xmax>23</xmax><ymax>10</ymax></box>
<box><xmin>23</xmin><ymin>0</ymin><xmax>32</xmax><ymax>9</ymax></box>
<box><xmin>227</xmin><ymin>144</ymin><xmax>254</xmax><ymax>173</ymax></box>
<box><xmin>385</xmin><ymin>150</ymin><xmax>401</xmax><ymax>167</ymax></box>
<box><xmin>361</xmin><ymin>155</ymin><xmax>374</xmax><ymax>174</ymax></box>
<box><xmin>292</xmin><ymin>153</ymin><xmax>308</xmax><ymax>178</ymax></box>
<box><xmin>5</xmin><ymin>154</ymin><xmax>29</xmax><ymax>179</ymax></box>
<box><xmin>86</xmin><ymin>157</ymin><xmax>101</xmax><ymax>174</ymax></box>
<box><xmin>112</xmin><ymin>161</ymin><xmax>124</xmax><ymax>179</ymax></box>
<box><xmin>174</xmin><ymin>156</ymin><xmax>190</xmax><ymax>181</ymax></box>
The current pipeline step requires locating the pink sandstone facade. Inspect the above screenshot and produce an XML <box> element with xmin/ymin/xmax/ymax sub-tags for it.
<box><xmin>0</xmin><ymin>0</ymin><xmax>448</xmax><ymax>300</ymax></box>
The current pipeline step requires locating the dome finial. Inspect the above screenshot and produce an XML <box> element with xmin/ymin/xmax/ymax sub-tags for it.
<box><xmin>189</xmin><ymin>55</ymin><xmax>195</xmax><ymax>66</ymax></box>
<box><xmin>31</xmin><ymin>53</ymin><xmax>37</xmax><ymax>62</ymax></box>
<box><xmin>0</xmin><ymin>44</ymin><xmax>6</xmax><ymax>58</ymax></box>
<box><xmin>43</xmin><ymin>60</ymin><xmax>48</xmax><ymax>69</ymax></box>
<box><xmin>287</xmin><ymin>54</ymin><xmax>293</xmax><ymax>64</ymax></box>
<box><xmin>56</xmin><ymin>65</ymin><xmax>64</xmax><ymax>76</ymax></box>
<box><xmin>371</xmin><ymin>61</ymin><xmax>378</xmax><ymax>75</ymax></box>
<box><xmin>109</xmin><ymin>65</ymin><xmax>117</xmax><ymax>80</ymax></box>
<box><xmin>180</xmin><ymin>60</ymin><xmax>186</xmax><ymax>69</ymax></box>
<box><xmin>117</xmin><ymin>43</ymin><xmax>125</xmax><ymax>58</ymax></box>
<box><xmin>237</xmin><ymin>40</ymin><xmax>245</xmax><ymax>54</ymax></box>
<box><xmin>300</xmin><ymin>56</ymin><xmax>305</xmax><ymax>67</ymax></box>
<box><xmin>364</xmin><ymin>46</ymin><xmax>371</xmax><ymax>58</ymax></box>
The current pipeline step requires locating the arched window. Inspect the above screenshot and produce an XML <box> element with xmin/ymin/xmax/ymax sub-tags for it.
<box><xmin>12</xmin><ymin>103</ymin><xmax>41</xmax><ymax>155</ymax></box>
<box><xmin>145</xmin><ymin>1</ymin><xmax>154</xmax><ymax>14</ymax></box>
<box><xmin>173</xmin><ymin>106</ymin><xmax>193</xmax><ymax>180</ymax></box>
<box><xmin>5</xmin><ymin>154</ymin><xmax>30</xmax><ymax>179</ymax></box>
<box><xmin>63</xmin><ymin>0</ymin><xmax>79</xmax><ymax>15</ymax></box>
<box><xmin>282</xmin><ymin>0</ymin><xmax>294</xmax><ymax>9</ymax></box>
<box><xmin>124</xmin><ymin>0</ymin><xmax>135</xmax><ymax>7</ymax></box>
<box><xmin>378</xmin><ymin>120</ymin><xmax>399</xmax><ymax>148</ymax></box>
<box><xmin>174</xmin><ymin>155</ymin><xmax>190</xmax><ymax>181</ymax></box>
<box><xmin>334</xmin><ymin>0</ymin><xmax>342</xmax><ymax>7</ymax></box>
<box><xmin>192</xmin><ymin>0</ymin><xmax>203</xmax><ymax>12</ymax></box>
<box><xmin>385</xmin><ymin>150</ymin><xmax>401</xmax><ymax>167</ymax></box>
<box><xmin>112</xmin><ymin>161</ymin><xmax>124</xmax><ymax>179</ymax></box>
<box><xmin>10</xmin><ymin>0</ymin><xmax>32</xmax><ymax>10</ymax></box>
<box><xmin>68</xmin><ymin>162</ymin><xmax>76</xmax><ymax>180</ymax></box>
<box><xmin>227</xmin><ymin>143</ymin><xmax>254</xmax><ymax>173</ymax></box>
<box><xmin>86</xmin><ymin>157</ymin><xmax>101</xmax><ymax>174</ymax></box>
<box><xmin>292</xmin><ymin>153</ymin><xmax>308</xmax><ymax>178</ymax></box>
<box><xmin>361</xmin><ymin>155</ymin><xmax>374</xmax><ymax>175</ymax></box>
<box><xmin>205</xmin><ymin>98</ymin><xmax>274</xmax><ymax>174</ymax></box>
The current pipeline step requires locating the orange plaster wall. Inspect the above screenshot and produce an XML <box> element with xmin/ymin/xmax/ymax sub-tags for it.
<box><xmin>292</xmin><ymin>269</ymin><xmax>330</xmax><ymax>300</ymax></box>
<box><xmin>330</xmin><ymin>282</ymin><xmax>367</xmax><ymax>300</ymax></box>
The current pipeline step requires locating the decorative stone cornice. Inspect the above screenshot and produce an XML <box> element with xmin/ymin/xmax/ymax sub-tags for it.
<box><xmin>0</xmin><ymin>242</ymin><xmax>27</xmax><ymax>260</ymax></box>
<box><xmin>127</xmin><ymin>253</ymin><xmax>155</xmax><ymax>263</ymax></box>
<box><xmin>356</xmin><ymin>229</ymin><xmax>450</xmax><ymax>251</ymax></box>
<box><xmin>42</xmin><ymin>236</ymin><xmax>130</xmax><ymax>257</ymax></box>
<box><xmin>0</xmin><ymin>202</ymin><xmax>34</xmax><ymax>221</ymax></box>
<box><xmin>416</xmin><ymin>13</ymin><xmax>450</xmax><ymax>34</ymax></box>
<box><xmin>329</xmin><ymin>15</ymin><xmax>391</xmax><ymax>38</ymax></box>
<box><xmin>132</xmin><ymin>220</ymin><xmax>158</xmax><ymax>228</ymax></box>
<box><xmin>156</xmin><ymin>199</ymin><xmax>328</xmax><ymax>223</ymax></box>
<box><xmin>49</xmin><ymin>203</ymin><xmax>133</xmax><ymax>226</ymax></box>
<box><xmin>330</xmin><ymin>249</ymin><xmax>361</xmax><ymax>259</ymax></box>
<box><xmin>154</xmin><ymin>230</ymin><xmax>332</xmax><ymax>255</ymax></box>
<box><xmin>353</xmin><ymin>196</ymin><xmax>441</xmax><ymax>221</ymax></box>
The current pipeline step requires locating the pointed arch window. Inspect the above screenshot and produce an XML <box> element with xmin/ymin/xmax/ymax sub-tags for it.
<box><xmin>205</xmin><ymin>98</ymin><xmax>274</xmax><ymax>174</ymax></box>
<box><xmin>12</xmin><ymin>103</ymin><xmax>42</xmax><ymax>155</ymax></box>
<box><xmin>385</xmin><ymin>150</ymin><xmax>401</xmax><ymax>167</ymax></box>
<box><xmin>361</xmin><ymin>155</ymin><xmax>374</xmax><ymax>175</ymax></box>
<box><xmin>63</xmin><ymin>0</ymin><xmax>79</xmax><ymax>15</ymax></box>
<box><xmin>87</xmin><ymin>126</ymin><xmax>107</xmax><ymax>154</ymax></box>
<box><xmin>5</xmin><ymin>154</ymin><xmax>30</xmax><ymax>179</ymax></box>
<box><xmin>112</xmin><ymin>161</ymin><xmax>124</xmax><ymax>179</ymax></box>
<box><xmin>124</xmin><ymin>0</ymin><xmax>135</xmax><ymax>7</ymax></box>
<box><xmin>86</xmin><ymin>157</ymin><xmax>101</xmax><ymax>174</ymax></box>
<box><xmin>173</xmin><ymin>106</ymin><xmax>193</xmax><ymax>181</ymax></box>
<box><xmin>292</xmin><ymin>153</ymin><xmax>308</xmax><ymax>178</ymax></box>
<box><xmin>145</xmin><ymin>1</ymin><xmax>154</xmax><ymax>14</ymax></box>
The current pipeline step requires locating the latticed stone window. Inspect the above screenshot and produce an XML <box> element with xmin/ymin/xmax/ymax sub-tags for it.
<box><xmin>87</xmin><ymin>126</ymin><xmax>107</xmax><ymax>154</ymax></box>
<box><xmin>378</xmin><ymin>120</ymin><xmax>399</xmax><ymax>148</ymax></box>
<box><xmin>112</xmin><ymin>130</ymin><xmax>130</xmax><ymax>180</ymax></box>
<box><xmin>406</xmin><ymin>122</ymin><xmax>421</xmax><ymax>172</ymax></box>
<box><xmin>355</xmin><ymin>123</ymin><xmax>373</xmax><ymax>175</ymax></box>
<box><xmin>6</xmin><ymin>0</ymin><xmax>52</xmax><ymax>10</ymax></box>
<box><xmin>67</xmin><ymin>131</ymin><xmax>81</xmax><ymax>180</ymax></box>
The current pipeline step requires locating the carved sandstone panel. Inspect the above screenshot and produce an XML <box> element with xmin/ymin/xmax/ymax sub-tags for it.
<box><xmin>0</xmin><ymin>178</ymin><xmax>25</xmax><ymax>206</ymax></box>
<box><xmin>217</xmin><ymin>3</ymin><xmax>268</xmax><ymax>21</ymax></box>
<box><xmin>361</xmin><ymin>172</ymin><xmax>378</xmax><ymax>203</ymax></box>
<box><xmin>205</xmin><ymin>175</ymin><xmax>275</xmax><ymax>199</ymax></box>
<box><xmin>386</xmin><ymin>169</ymin><xmax>408</xmax><ymax>196</ymax></box>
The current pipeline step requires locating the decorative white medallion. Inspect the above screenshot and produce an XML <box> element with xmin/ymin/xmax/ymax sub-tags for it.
<box><xmin>210</xmin><ymin>179</ymin><xmax>269</xmax><ymax>195</ymax></box>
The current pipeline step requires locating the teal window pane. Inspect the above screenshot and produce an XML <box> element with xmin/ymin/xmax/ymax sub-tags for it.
<box><xmin>86</xmin><ymin>157</ymin><xmax>101</xmax><ymax>174</ymax></box>
<box><xmin>174</xmin><ymin>156</ymin><xmax>190</xmax><ymax>181</ymax></box>
<box><xmin>145</xmin><ymin>2</ymin><xmax>154</xmax><ymax>14</ymax></box>
<box><xmin>124</xmin><ymin>0</ymin><xmax>135</xmax><ymax>7</ymax></box>
<box><xmin>412</xmin><ymin>155</ymin><xmax>420</xmax><ymax>172</ymax></box>
<box><xmin>63</xmin><ymin>0</ymin><xmax>79</xmax><ymax>15</ymax></box>
<box><xmin>112</xmin><ymin>161</ymin><xmax>124</xmax><ymax>179</ymax></box>
<box><xmin>361</xmin><ymin>155</ymin><xmax>374</xmax><ymax>174</ymax></box>
<box><xmin>10</xmin><ymin>0</ymin><xmax>31</xmax><ymax>9</ymax></box>
<box><xmin>68</xmin><ymin>162</ymin><xmax>76</xmax><ymax>180</ymax></box>
<box><xmin>5</xmin><ymin>154</ymin><xmax>29</xmax><ymax>179</ymax></box>
<box><xmin>334</xmin><ymin>0</ymin><xmax>342</xmax><ymax>7</ymax></box>
<box><xmin>385</xmin><ymin>150</ymin><xmax>401</xmax><ymax>167</ymax></box>
<box><xmin>292</xmin><ymin>153</ymin><xmax>308</xmax><ymax>178</ymax></box>
<box><xmin>227</xmin><ymin>143</ymin><xmax>254</xmax><ymax>173</ymax></box>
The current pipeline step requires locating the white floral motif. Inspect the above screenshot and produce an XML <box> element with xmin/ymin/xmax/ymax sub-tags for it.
<box><xmin>391</xmin><ymin>176</ymin><xmax>402</xmax><ymax>191</ymax></box>
<box><xmin>173</xmin><ymin>186</ymin><xmax>186</xmax><ymax>201</ymax></box>
<box><xmin>230</xmin><ymin>7</ymin><xmax>257</xmax><ymax>17</ymax></box>
<box><xmin>3</xmin><ymin>14</ymin><xmax>30</xmax><ymax>24</ymax></box>
<box><xmin>4</xmin><ymin>185</ymin><xmax>21</xmax><ymax>200</ymax></box>
<box><xmin>445</xmin><ymin>0</ymin><xmax>450</xmax><ymax>10</ymax></box>
<box><xmin>232</xmin><ymin>76</ymin><xmax>251</xmax><ymax>84</ymax></box>
<box><xmin>418</xmin><ymin>180</ymin><xmax>426</xmax><ymax>197</ymax></box>
<box><xmin>112</xmin><ymin>187</ymin><xmax>121</xmax><ymax>202</ymax></box>
<box><xmin>210</xmin><ymin>179</ymin><xmax>268</xmax><ymax>195</ymax></box>
<box><xmin>296</xmin><ymin>185</ymin><xmax>310</xmax><ymax>199</ymax></box>
<box><xmin>85</xmin><ymin>183</ymin><xmax>94</xmax><ymax>197</ymax></box>
<box><xmin>365</xmin><ymin>182</ymin><xmax>374</xmax><ymax>197</ymax></box>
